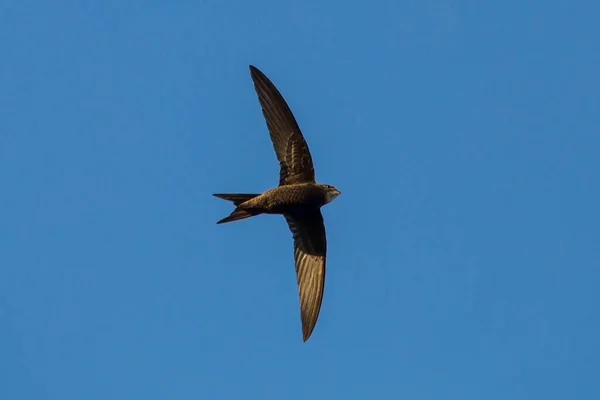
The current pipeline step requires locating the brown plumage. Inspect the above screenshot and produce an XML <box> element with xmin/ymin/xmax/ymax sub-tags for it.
<box><xmin>213</xmin><ymin>65</ymin><xmax>341</xmax><ymax>342</ymax></box>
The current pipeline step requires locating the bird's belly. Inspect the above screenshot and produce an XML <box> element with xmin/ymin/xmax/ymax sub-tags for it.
<box><xmin>259</xmin><ymin>185</ymin><xmax>325</xmax><ymax>213</ymax></box>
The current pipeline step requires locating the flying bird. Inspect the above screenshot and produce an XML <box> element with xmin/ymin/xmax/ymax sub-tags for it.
<box><xmin>213</xmin><ymin>65</ymin><xmax>341</xmax><ymax>342</ymax></box>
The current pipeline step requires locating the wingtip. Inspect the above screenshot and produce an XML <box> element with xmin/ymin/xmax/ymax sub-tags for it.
<box><xmin>249</xmin><ymin>65</ymin><xmax>267</xmax><ymax>81</ymax></box>
<box><xmin>302</xmin><ymin>327</ymin><xmax>314</xmax><ymax>342</ymax></box>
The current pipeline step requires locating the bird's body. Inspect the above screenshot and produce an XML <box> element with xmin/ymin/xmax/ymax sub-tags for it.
<box><xmin>216</xmin><ymin>183</ymin><xmax>336</xmax><ymax>219</ymax></box>
<box><xmin>251</xmin><ymin>183</ymin><xmax>334</xmax><ymax>211</ymax></box>
<box><xmin>213</xmin><ymin>65</ymin><xmax>340</xmax><ymax>341</ymax></box>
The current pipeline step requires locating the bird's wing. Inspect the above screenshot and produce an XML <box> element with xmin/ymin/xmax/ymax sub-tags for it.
<box><xmin>249</xmin><ymin>65</ymin><xmax>315</xmax><ymax>186</ymax></box>
<box><xmin>284</xmin><ymin>209</ymin><xmax>327</xmax><ymax>341</ymax></box>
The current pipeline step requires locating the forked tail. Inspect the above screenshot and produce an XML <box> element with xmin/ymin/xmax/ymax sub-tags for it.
<box><xmin>213</xmin><ymin>193</ymin><xmax>260</xmax><ymax>224</ymax></box>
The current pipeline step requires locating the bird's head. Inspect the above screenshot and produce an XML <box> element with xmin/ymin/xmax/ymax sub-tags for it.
<box><xmin>323</xmin><ymin>184</ymin><xmax>341</xmax><ymax>204</ymax></box>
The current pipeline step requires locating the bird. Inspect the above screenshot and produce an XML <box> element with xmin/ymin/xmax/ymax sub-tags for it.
<box><xmin>213</xmin><ymin>65</ymin><xmax>341</xmax><ymax>342</ymax></box>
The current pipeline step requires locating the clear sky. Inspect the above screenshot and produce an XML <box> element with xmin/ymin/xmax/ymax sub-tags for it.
<box><xmin>2</xmin><ymin>1</ymin><xmax>599</xmax><ymax>399</ymax></box>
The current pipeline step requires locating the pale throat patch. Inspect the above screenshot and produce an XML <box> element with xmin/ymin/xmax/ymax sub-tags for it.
<box><xmin>324</xmin><ymin>192</ymin><xmax>339</xmax><ymax>204</ymax></box>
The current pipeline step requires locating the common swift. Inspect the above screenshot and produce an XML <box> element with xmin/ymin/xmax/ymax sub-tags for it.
<box><xmin>213</xmin><ymin>65</ymin><xmax>341</xmax><ymax>342</ymax></box>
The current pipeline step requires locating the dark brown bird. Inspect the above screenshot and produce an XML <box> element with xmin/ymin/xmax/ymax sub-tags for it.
<box><xmin>213</xmin><ymin>65</ymin><xmax>340</xmax><ymax>342</ymax></box>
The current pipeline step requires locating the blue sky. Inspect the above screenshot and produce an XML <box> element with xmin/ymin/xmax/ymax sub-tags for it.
<box><xmin>1</xmin><ymin>1</ymin><xmax>599</xmax><ymax>399</ymax></box>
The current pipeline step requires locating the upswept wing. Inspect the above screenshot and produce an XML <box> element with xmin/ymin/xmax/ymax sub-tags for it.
<box><xmin>284</xmin><ymin>209</ymin><xmax>327</xmax><ymax>341</ymax></box>
<box><xmin>249</xmin><ymin>65</ymin><xmax>315</xmax><ymax>186</ymax></box>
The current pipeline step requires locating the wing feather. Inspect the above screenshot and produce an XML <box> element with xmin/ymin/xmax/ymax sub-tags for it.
<box><xmin>249</xmin><ymin>65</ymin><xmax>315</xmax><ymax>185</ymax></box>
<box><xmin>284</xmin><ymin>209</ymin><xmax>327</xmax><ymax>341</ymax></box>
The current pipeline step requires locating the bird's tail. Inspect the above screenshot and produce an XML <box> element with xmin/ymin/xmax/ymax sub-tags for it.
<box><xmin>213</xmin><ymin>193</ymin><xmax>259</xmax><ymax>206</ymax></box>
<box><xmin>213</xmin><ymin>193</ymin><xmax>260</xmax><ymax>224</ymax></box>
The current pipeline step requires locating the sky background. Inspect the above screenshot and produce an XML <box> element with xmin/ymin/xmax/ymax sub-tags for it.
<box><xmin>1</xmin><ymin>1</ymin><xmax>599</xmax><ymax>399</ymax></box>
